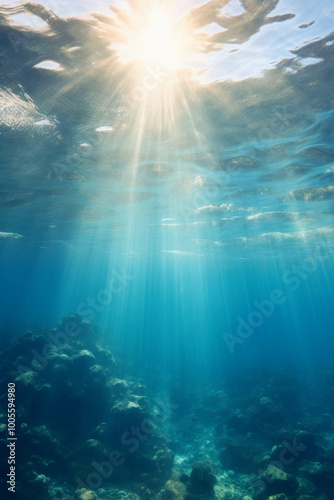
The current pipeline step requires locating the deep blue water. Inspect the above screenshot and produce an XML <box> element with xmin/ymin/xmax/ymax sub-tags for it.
<box><xmin>0</xmin><ymin>1</ymin><xmax>334</xmax><ymax>499</ymax></box>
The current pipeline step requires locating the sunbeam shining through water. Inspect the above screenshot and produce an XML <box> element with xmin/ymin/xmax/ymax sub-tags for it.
<box><xmin>110</xmin><ymin>2</ymin><xmax>192</xmax><ymax>69</ymax></box>
<box><xmin>0</xmin><ymin>0</ymin><xmax>334</xmax><ymax>499</ymax></box>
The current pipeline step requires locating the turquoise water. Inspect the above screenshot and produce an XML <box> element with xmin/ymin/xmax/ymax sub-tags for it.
<box><xmin>0</xmin><ymin>1</ymin><xmax>334</xmax><ymax>499</ymax></box>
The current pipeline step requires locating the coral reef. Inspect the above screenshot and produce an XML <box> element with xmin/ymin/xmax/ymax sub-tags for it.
<box><xmin>188</xmin><ymin>460</ymin><xmax>217</xmax><ymax>497</ymax></box>
<box><xmin>0</xmin><ymin>314</ymin><xmax>174</xmax><ymax>499</ymax></box>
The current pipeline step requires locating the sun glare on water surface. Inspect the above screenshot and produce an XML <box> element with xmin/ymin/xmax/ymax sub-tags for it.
<box><xmin>131</xmin><ymin>7</ymin><xmax>178</xmax><ymax>68</ymax></box>
<box><xmin>110</xmin><ymin>1</ymin><xmax>205</xmax><ymax>72</ymax></box>
<box><xmin>107</xmin><ymin>0</ymin><xmax>221</xmax><ymax>138</ymax></box>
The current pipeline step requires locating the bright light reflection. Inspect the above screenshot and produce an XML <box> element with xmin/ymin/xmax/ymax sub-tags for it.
<box><xmin>110</xmin><ymin>1</ymin><xmax>205</xmax><ymax>71</ymax></box>
<box><xmin>136</xmin><ymin>8</ymin><xmax>178</xmax><ymax>68</ymax></box>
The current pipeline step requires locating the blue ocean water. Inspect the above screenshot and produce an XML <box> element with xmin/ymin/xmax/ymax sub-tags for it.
<box><xmin>0</xmin><ymin>1</ymin><xmax>334</xmax><ymax>499</ymax></box>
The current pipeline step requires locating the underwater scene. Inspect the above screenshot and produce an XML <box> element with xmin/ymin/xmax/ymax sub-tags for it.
<box><xmin>0</xmin><ymin>0</ymin><xmax>334</xmax><ymax>499</ymax></box>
